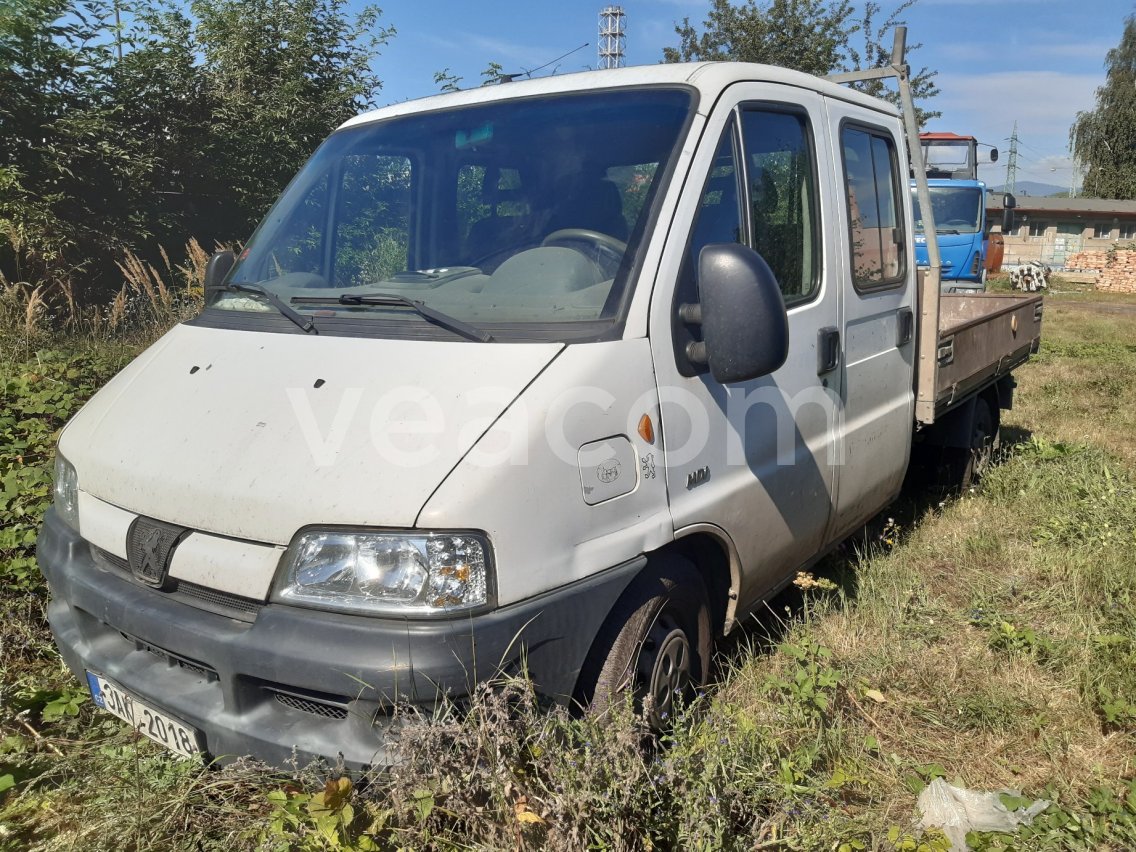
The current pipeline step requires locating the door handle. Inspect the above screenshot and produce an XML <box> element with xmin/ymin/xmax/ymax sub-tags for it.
<box><xmin>817</xmin><ymin>326</ymin><xmax>840</xmax><ymax>375</ymax></box>
<box><xmin>897</xmin><ymin>307</ymin><xmax>914</xmax><ymax>346</ymax></box>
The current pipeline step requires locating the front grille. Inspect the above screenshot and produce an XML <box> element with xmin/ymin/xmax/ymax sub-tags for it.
<box><xmin>177</xmin><ymin>582</ymin><xmax>262</xmax><ymax>617</ymax></box>
<box><xmin>92</xmin><ymin>546</ymin><xmax>128</xmax><ymax>573</ymax></box>
<box><xmin>121</xmin><ymin>631</ymin><xmax>218</xmax><ymax>681</ymax></box>
<box><xmin>90</xmin><ymin>544</ymin><xmax>263</xmax><ymax>622</ymax></box>
<box><xmin>268</xmin><ymin>688</ymin><xmax>350</xmax><ymax>719</ymax></box>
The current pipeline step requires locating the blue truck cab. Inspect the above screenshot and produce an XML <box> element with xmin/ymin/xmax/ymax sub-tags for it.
<box><xmin>911</xmin><ymin>178</ymin><xmax>988</xmax><ymax>292</ymax></box>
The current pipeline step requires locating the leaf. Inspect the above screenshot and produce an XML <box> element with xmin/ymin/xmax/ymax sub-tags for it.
<box><xmin>322</xmin><ymin>776</ymin><xmax>352</xmax><ymax>811</ymax></box>
<box><xmin>863</xmin><ymin>688</ymin><xmax>887</xmax><ymax>703</ymax></box>
<box><xmin>514</xmin><ymin>796</ymin><xmax>545</xmax><ymax>825</ymax></box>
<box><xmin>0</xmin><ymin>774</ymin><xmax>15</xmax><ymax>793</ymax></box>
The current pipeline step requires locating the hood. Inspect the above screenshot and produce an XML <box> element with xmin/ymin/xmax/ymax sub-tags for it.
<box><xmin>61</xmin><ymin>324</ymin><xmax>561</xmax><ymax>544</ymax></box>
<box><xmin>915</xmin><ymin>231</ymin><xmax>981</xmax><ymax>279</ymax></box>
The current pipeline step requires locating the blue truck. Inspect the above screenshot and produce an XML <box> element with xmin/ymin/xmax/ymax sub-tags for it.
<box><xmin>912</xmin><ymin>177</ymin><xmax>990</xmax><ymax>292</ymax></box>
<box><xmin>911</xmin><ymin>132</ymin><xmax>1014</xmax><ymax>293</ymax></box>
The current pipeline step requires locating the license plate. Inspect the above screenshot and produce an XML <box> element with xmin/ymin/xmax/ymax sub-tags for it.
<box><xmin>86</xmin><ymin>672</ymin><xmax>201</xmax><ymax>759</ymax></box>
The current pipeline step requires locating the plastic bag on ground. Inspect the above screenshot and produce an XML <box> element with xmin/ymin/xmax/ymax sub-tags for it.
<box><xmin>916</xmin><ymin>777</ymin><xmax>1050</xmax><ymax>851</ymax></box>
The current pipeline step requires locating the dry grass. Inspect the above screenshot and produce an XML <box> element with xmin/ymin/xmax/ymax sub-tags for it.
<box><xmin>1</xmin><ymin>291</ymin><xmax>1134</xmax><ymax>850</ymax></box>
<box><xmin>0</xmin><ymin>239</ymin><xmax>209</xmax><ymax>357</ymax></box>
<box><xmin>1011</xmin><ymin>297</ymin><xmax>1136</xmax><ymax>467</ymax></box>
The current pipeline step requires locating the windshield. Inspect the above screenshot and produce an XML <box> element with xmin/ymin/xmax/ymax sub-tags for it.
<box><xmin>921</xmin><ymin>140</ymin><xmax>971</xmax><ymax>170</ymax></box>
<box><xmin>911</xmin><ymin>186</ymin><xmax>983</xmax><ymax>234</ymax></box>
<box><xmin>213</xmin><ymin>88</ymin><xmax>693</xmax><ymax>340</ymax></box>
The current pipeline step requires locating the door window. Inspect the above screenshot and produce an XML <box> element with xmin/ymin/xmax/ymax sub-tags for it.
<box><xmin>673</xmin><ymin>125</ymin><xmax>744</xmax><ymax>375</ymax></box>
<box><xmin>841</xmin><ymin>126</ymin><xmax>905</xmax><ymax>290</ymax></box>
<box><xmin>740</xmin><ymin>109</ymin><xmax>820</xmax><ymax>304</ymax></box>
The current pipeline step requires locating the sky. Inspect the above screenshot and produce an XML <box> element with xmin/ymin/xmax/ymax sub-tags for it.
<box><xmin>361</xmin><ymin>0</ymin><xmax>1133</xmax><ymax>193</ymax></box>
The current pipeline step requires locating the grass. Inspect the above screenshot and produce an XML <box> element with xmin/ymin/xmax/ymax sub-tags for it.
<box><xmin>0</xmin><ymin>288</ymin><xmax>1134</xmax><ymax>850</ymax></box>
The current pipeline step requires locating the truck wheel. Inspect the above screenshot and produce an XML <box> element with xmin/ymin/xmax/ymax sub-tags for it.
<box><xmin>951</xmin><ymin>397</ymin><xmax>1000</xmax><ymax>490</ymax></box>
<box><xmin>576</xmin><ymin>556</ymin><xmax>713</xmax><ymax>731</ymax></box>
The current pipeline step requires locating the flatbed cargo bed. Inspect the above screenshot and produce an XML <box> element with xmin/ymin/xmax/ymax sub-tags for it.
<box><xmin>933</xmin><ymin>292</ymin><xmax>1043</xmax><ymax>416</ymax></box>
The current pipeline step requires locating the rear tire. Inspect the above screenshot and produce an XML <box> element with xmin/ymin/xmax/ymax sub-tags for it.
<box><xmin>946</xmin><ymin>397</ymin><xmax>1000</xmax><ymax>490</ymax></box>
<box><xmin>576</xmin><ymin>556</ymin><xmax>713</xmax><ymax>731</ymax></box>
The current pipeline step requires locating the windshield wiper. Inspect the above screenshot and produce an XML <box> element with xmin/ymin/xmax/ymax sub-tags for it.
<box><xmin>208</xmin><ymin>282</ymin><xmax>318</xmax><ymax>334</ymax></box>
<box><xmin>292</xmin><ymin>293</ymin><xmax>493</xmax><ymax>343</ymax></box>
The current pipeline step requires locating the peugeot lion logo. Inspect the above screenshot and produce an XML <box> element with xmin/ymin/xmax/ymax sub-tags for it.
<box><xmin>127</xmin><ymin>518</ymin><xmax>189</xmax><ymax>588</ymax></box>
<box><xmin>137</xmin><ymin>527</ymin><xmax>165</xmax><ymax>585</ymax></box>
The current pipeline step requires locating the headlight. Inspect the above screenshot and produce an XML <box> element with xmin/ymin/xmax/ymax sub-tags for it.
<box><xmin>273</xmin><ymin>530</ymin><xmax>492</xmax><ymax>616</ymax></box>
<box><xmin>53</xmin><ymin>452</ymin><xmax>80</xmax><ymax>532</ymax></box>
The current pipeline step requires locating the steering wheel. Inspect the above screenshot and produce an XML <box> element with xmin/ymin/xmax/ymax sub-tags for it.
<box><xmin>470</xmin><ymin>240</ymin><xmax>543</xmax><ymax>274</ymax></box>
<box><xmin>541</xmin><ymin>229</ymin><xmax>627</xmax><ymax>279</ymax></box>
<box><xmin>941</xmin><ymin>219</ymin><xmax>972</xmax><ymax>228</ymax></box>
<box><xmin>541</xmin><ymin>228</ymin><xmax>627</xmax><ymax>255</ymax></box>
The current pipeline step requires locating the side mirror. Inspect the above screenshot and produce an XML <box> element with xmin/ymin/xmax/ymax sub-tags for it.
<box><xmin>1001</xmin><ymin>193</ymin><xmax>1017</xmax><ymax>233</ymax></box>
<box><xmin>696</xmin><ymin>244</ymin><xmax>789</xmax><ymax>384</ymax></box>
<box><xmin>204</xmin><ymin>250</ymin><xmax>236</xmax><ymax>291</ymax></box>
<box><xmin>988</xmin><ymin>147</ymin><xmax>999</xmax><ymax>163</ymax></box>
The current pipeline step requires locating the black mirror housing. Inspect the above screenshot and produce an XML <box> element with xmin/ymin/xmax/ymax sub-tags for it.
<box><xmin>697</xmin><ymin>243</ymin><xmax>789</xmax><ymax>384</ymax></box>
<box><xmin>1001</xmin><ymin>193</ymin><xmax>1017</xmax><ymax>233</ymax></box>
<box><xmin>204</xmin><ymin>250</ymin><xmax>236</xmax><ymax>292</ymax></box>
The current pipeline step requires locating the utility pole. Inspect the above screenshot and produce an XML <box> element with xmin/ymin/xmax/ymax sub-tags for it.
<box><xmin>1004</xmin><ymin>121</ymin><xmax>1019</xmax><ymax>195</ymax></box>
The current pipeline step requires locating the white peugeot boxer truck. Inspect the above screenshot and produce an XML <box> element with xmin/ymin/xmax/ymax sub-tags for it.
<box><xmin>39</xmin><ymin>49</ymin><xmax>1042</xmax><ymax>768</ymax></box>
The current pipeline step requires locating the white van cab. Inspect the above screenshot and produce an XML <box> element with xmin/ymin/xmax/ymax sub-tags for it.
<box><xmin>39</xmin><ymin>51</ymin><xmax>1041</xmax><ymax>768</ymax></box>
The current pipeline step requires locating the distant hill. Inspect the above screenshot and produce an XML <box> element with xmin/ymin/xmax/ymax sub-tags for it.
<box><xmin>988</xmin><ymin>180</ymin><xmax>1074</xmax><ymax>197</ymax></box>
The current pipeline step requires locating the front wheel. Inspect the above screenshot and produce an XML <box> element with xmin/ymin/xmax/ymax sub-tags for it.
<box><xmin>575</xmin><ymin>557</ymin><xmax>713</xmax><ymax>731</ymax></box>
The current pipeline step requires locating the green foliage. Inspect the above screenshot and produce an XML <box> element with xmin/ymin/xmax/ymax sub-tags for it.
<box><xmin>0</xmin><ymin>348</ymin><xmax>130</xmax><ymax>593</ymax></box>
<box><xmin>0</xmin><ymin>0</ymin><xmax>393</xmax><ymax>304</ymax></box>
<box><xmin>662</xmin><ymin>0</ymin><xmax>939</xmax><ymax>125</ymax></box>
<box><xmin>263</xmin><ymin>778</ymin><xmax>382</xmax><ymax>851</ymax></box>
<box><xmin>763</xmin><ymin>636</ymin><xmax>844</xmax><ymax>723</ymax></box>
<box><xmin>1071</xmin><ymin>14</ymin><xmax>1136</xmax><ymax>199</ymax></box>
<box><xmin>968</xmin><ymin>780</ymin><xmax>1136</xmax><ymax>850</ymax></box>
<box><xmin>1030</xmin><ymin>458</ymin><xmax>1136</xmax><ymax>549</ymax></box>
<box><xmin>887</xmin><ymin>825</ymin><xmax>953</xmax><ymax>851</ymax></box>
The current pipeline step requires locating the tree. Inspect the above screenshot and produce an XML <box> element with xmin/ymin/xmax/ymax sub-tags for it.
<box><xmin>193</xmin><ymin>0</ymin><xmax>394</xmax><ymax>232</ymax></box>
<box><xmin>0</xmin><ymin>0</ymin><xmax>152</xmax><ymax>284</ymax></box>
<box><xmin>662</xmin><ymin>0</ymin><xmax>938</xmax><ymax>125</ymax></box>
<box><xmin>0</xmin><ymin>0</ymin><xmax>394</xmax><ymax>300</ymax></box>
<box><xmin>1070</xmin><ymin>14</ymin><xmax>1136</xmax><ymax>200</ymax></box>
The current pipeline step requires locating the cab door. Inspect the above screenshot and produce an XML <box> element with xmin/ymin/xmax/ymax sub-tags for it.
<box><xmin>822</xmin><ymin>102</ymin><xmax>916</xmax><ymax>537</ymax></box>
<box><xmin>649</xmin><ymin>84</ymin><xmax>841</xmax><ymax>613</ymax></box>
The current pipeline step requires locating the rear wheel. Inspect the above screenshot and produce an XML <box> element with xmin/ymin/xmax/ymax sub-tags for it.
<box><xmin>947</xmin><ymin>397</ymin><xmax>1000</xmax><ymax>490</ymax></box>
<box><xmin>576</xmin><ymin>556</ymin><xmax>713</xmax><ymax>731</ymax></box>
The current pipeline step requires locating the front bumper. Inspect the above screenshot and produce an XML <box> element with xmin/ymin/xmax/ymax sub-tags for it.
<box><xmin>37</xmin><ymin>508</ymin><xmax>642</xmax><ymax>770</ymax></box>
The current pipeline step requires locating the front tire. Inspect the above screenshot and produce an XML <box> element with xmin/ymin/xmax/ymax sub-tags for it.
<box><xmin>576</xmin><ymin>556</ymin><xmax>713</xmax><ymax>731</ymax></box>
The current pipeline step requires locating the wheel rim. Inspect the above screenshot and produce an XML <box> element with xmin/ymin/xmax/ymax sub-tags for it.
<box><xmin>638</xmin><ymin>614</ymin><xmax>692</xmax><ymax>729</ymax></box>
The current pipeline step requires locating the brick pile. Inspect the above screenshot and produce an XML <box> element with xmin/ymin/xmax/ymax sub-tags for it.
<box><xmin>1064</xmin><ymin>249</ymin><xmax>1136</xmax><ymax>293</ymax></box>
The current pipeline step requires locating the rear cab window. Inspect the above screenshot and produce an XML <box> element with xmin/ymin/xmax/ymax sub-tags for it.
<box><xmin>841</xmin><ymin>124</ymin><xmax>906</xmax><ymax>290</ymax></box>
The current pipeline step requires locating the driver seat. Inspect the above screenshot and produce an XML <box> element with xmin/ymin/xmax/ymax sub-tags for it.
<box><xmin>542</xmin><ymin>178</ymin><xmax>629</xmax><ymax>242</ymax></box>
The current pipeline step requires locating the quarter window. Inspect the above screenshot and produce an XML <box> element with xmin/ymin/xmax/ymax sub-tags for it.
<box><xmin>841</xmin><ymin>126</ymin><xmax>905</xmax><ymax>289</ymax></box>
<box><xmin>740</xmin><ymin>109</ymin><xmax>820</xmax><ymax>303</ymax></box>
